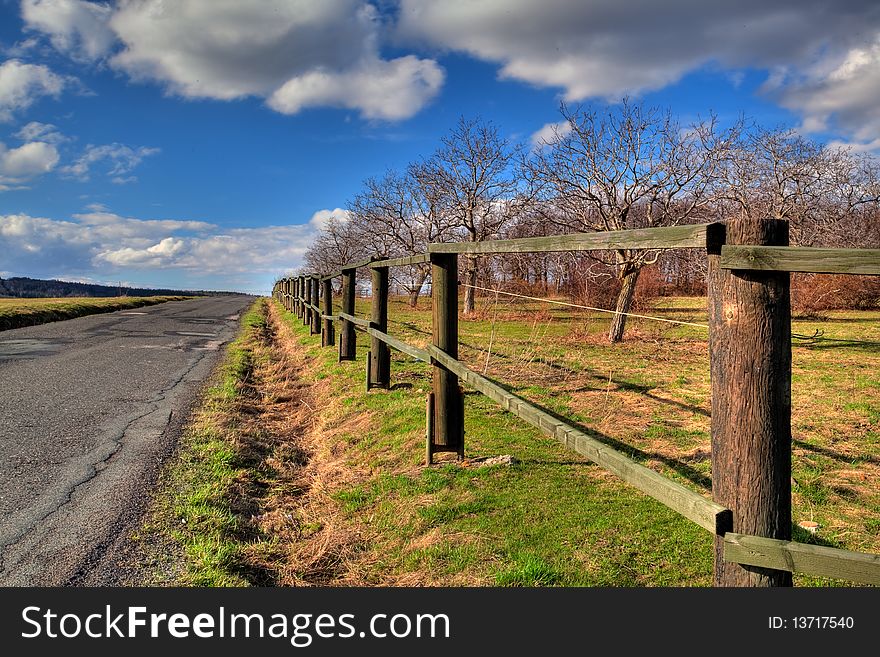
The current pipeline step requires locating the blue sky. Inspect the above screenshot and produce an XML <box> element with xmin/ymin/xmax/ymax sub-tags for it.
<box><xmin>1</xmin><ymin>1</ymin><xmax>878</xmax><ymax>294</ymax></box>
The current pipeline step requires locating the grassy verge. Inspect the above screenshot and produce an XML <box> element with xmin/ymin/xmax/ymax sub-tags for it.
<box><xmin>138</xmin><ymin>298</ymin><xmax>272</xmax><ymax>586</ymax></box>
<box><xmin>138</xmin><ymin>294</ymin><xmax>878</xmax><ymax>587</ymax></box>
<box><xmin>0</xmin><ymin>295</ymin><xmax>192</xmax><ymax>331</ymax></box>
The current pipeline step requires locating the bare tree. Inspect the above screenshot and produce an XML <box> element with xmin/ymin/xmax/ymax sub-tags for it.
<box><xmin>303</xmin><ymin>214</ymin><xmax>366</xmax><ymax>281</ymax></box>
<box><xmin>529</xmin><ymin>99</ymin><xmax>722</xmax><ymax>342</ymax></box>
<box><xmin>424</xmin><ymin>116</ymin><xmax>527</xmax><ymax>314</ymax></box>
<box><xmin>346</xmin><ymin>167</ymin><xmax>454</xmax><ymax>306</ymax></box>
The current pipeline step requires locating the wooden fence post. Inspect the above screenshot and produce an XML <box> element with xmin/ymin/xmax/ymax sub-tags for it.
<box><xmin>708</xmin><ymin>217</ymin><xmax>792</xmax><ymax>587</ymax></box>
<box><xmin>369</xmin><ymin>266</ymin><xmax>390</xmax><ymax>388</ymax></box>
<box><xmin>286</xmin><ymin>278</ymin><xmax>292</xmax><ymax>311</ymax></box>
<box><xmin>340</xmin><ymin>268</ymin><xmax>356</xmax><ymax>361</ymax></box>
<box><xmin>311</xmin><ymin>276</ymin><xmax>321</xmax><ymax>335</ymax></box>
<box><xmin>429</xmin><ymin>253</ymin><xmax>464</xmax><ymax>463</ymax></box>
<box><xmin>293</xmin><ymin>277</ymin><xmax>299</xmax><ymax>316</ymax></box>
<box><xmin>302</xmin><ymin>275</ymin><xmax>310</xmax><ymax>326</ymax></box>
<box><xmin>322</xmin><ymin>277</ymin><xmax>335</xmax><ymax>347</ymax></box>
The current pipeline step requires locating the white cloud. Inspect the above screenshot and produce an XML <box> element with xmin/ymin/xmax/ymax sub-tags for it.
<box><xmin>530</xmin><ymin>120</ymin><xmax>572</xmax><ymax>148</ymax></box>
<box><xmin>0</xmin><ymin>140</ymin><xmax>59</xmax><ymax>190</ymax></box>
<box><xmin>21</xmin><ymin>0</ymin><xmax>116</xmax><ymax>62</ymax></box>
<box><xmin>0</xmin><ymin>208</ymin><xmax>335</xmax><ymax>291</ymax></box>
<box><xmin>0</xmin><ymin>58</ymin><xmax>66</xmax><ymax>121</ymax></box>
<box><xmin>772</xmin><ymin>35</ymin><xmax>880</xmax><ymax>147</ymax></box>
<box><xmin>308</xmin><ymin>207</ymin><xmax>350</xmax><ymax>230</ymax></box>
<box><xmin>826</xmin><ymin>138</ymin><xmax>880</xmax><ymax>154</ymax></box>
<box><xmin>267</xmin><ymin>55</ymin><xmax>444</xmax><ymax>120</ymax></box>
<box><xmin>0</xmin><ymin>140</ymin><xmax>59</xmax><ymax>176</ymax></box>
<box><xmin>397</xmin><ymin>1</ymin><xmax>880</xmax><ymax>141</ymax></box>
<box><xmin>15</xmin><ymin>120</ymin><xmax>69</xmax><ymax>144</ymax></box>
<box><xmin>22</xmin><ymin>0</ymin><xmax>444</xmax><ymax>120</ymax></box>
<box><xmin>61</xmin><ymin>143</ymin><xmax>160</xmax><ymax>182</ymax></box>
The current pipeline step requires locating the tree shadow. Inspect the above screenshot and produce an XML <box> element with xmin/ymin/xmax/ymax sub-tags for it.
<box><xmin>463</xmin><ymin>347</ymin><xmax>711</xmax><ymax>418</ymax></box>
<box><xmin>474</xmin><ymin>371</ymin><xmax>713</xmax><ymax>492</ymax></box>
<box><xmin>792</xmin><ymin>438</ymin><xmax>880</xmax><ymax>466</ymax></box>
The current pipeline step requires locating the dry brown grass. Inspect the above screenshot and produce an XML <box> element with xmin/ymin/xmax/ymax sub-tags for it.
<box><xmin>229</xmin><ymin>301</ymin><xmax>378</xmax><ymax>585</ymax></box>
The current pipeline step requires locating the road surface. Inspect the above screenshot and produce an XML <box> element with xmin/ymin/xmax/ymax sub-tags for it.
<box><xmin>0</xmin><ymin>295</ymin><xmax>255</xmax><ymax>585</ymax></box>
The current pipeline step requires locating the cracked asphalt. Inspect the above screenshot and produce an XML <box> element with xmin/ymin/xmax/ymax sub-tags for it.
<box><xmin>0</xmin><ymin>295</ymin><xmax>255</xmax><ymax>585</ymax></box>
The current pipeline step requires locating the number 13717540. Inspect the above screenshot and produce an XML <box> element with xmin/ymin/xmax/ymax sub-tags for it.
<box><xmin>769</xmin><ymin>616</ymin><xmax>854</xmax><ymax>630</ymax></box>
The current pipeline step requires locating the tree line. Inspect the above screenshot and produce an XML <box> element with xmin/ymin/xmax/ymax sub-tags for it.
<box><xmin>0</xmin><ymin>277</ymin><xmax>224</xmax><ymax>298</ymax></box>
<box><xmin>301</xmin><ymin>100</ymin><xmax>880</xmax><ymax>342</ymax></box>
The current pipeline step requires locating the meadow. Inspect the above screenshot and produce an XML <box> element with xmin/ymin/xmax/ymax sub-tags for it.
<box><xmin>0</xmin><ymin>296</ymin><xmax>190</xmax><ymax>331</ymax></box>
<box><xmin>276</xmin><ymin>294</ymin><xmax>880</xmax><ymax>586</ymax></box>
<box><xmin>142</xmin><ymin>294</ymin><xmax>879</xmax><ymax>586</ymax></box>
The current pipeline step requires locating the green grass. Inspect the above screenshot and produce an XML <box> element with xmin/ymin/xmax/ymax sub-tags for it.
<box><xmin>277</xmin><ymin>294</ymin><xmax>880</xmax><ymax>587</ymax></box>
<box><xmin>0</xmin><ymin>295</ymin><xmax>192</xmax><ymax>331</ymax></box>
<box><xmin>139</xmin><ymin>298</ymin><xmax>270</xmax><ymax>586</ymax></box>
<box><xmin>279</xmin><ymin>300</ymin><xmax>715</xmax><ymax>586</ymax></box>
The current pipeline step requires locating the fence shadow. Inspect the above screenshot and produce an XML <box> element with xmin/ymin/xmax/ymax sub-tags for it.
<box><xmin>476</xmin><ymin>373</ymin><xmax>713</xmax><ymax>492</ymax></box>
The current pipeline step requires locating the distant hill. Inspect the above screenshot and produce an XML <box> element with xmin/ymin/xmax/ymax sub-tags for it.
<box><xmin>0</xmin><ymin>276</ymin><xmax>231</xmax><ymax>298</ymax></box>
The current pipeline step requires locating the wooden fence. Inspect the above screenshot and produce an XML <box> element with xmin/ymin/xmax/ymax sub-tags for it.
<box><xmin>273</xmin><ymin>218</ymin><xmax>880</xmax><ymax>587</ymax></box>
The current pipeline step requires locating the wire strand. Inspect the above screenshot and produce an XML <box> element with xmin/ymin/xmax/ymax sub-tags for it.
<box><xmin>459</xmin><ymin>282</ymin><xmax>711</xmax><ymax>329</ymax></box>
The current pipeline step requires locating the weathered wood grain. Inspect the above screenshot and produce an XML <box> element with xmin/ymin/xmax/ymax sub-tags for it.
<box><xmin>368</xmin><ymin>253</ymin><xmax>430</xmax><ymax>268</ymax></box>
<box><xmin>366</xmin><ymin>327</ymin><xmax>431</xmax><ymax>363</ymax></box>
<box><xmin>720</xmin><ymin>245</ymin><xmax>880</xmax><ymax>275</ymax></box>
<box><xmin>427</xmin><ymin>224</ymin><xmax>714</xmax><ymax>255</ymax></box>
<box><xmin>724</xmin><ymin>533</ymin><xmax>880</xmax><ymax>586</ymax></box>
<box><xmin>709</xmin><ymin>217</ymin><xmax>792</xmax><ymax>587</ymax></box>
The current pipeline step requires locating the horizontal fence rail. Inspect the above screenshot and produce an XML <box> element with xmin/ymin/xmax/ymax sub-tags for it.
<box><xmin>338</xmin><ymin>312</ymin><xmax>371</xmax><ymax>328</ymax></box>
<box><xmin>427</xmin><ymin>224</ymin><xmax>716</xmax><ymax>255</ymax></box>
<box><xmin>720</xmin><ymin>245</ymin><xmax>880</xmax><ymax>275</ymax></box>
<box><xmin>427</xmin><ymin>345</ymin><xmax>732</xmax><ymax>535</ymax></box>
<box><xmin>368</xmin><ymin>327</ymin><xmax>431</xmax><ymax>363</ymax></box>
<box><xmin>369</xmin><ymin>253</ymin><xmax>431</xmax><ymax>268</ymax></box>
<box><xmin>724</xmin><ymin>533</ymin><xmax>880</xmax><ymax>586</ymax></box>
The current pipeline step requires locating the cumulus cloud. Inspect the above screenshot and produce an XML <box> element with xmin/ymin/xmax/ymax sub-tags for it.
<box><xmin>530</xmin><ymin>121</ymin><xmax>572</xmax><ymax>148</ymax></box>
<box><xmin>21</xmin><ymin>0</ymin><xmax>115</xmax><ymax>62</ymax></box>
<box><xmin>61</xmin><ymin>143</ymin><xmax>160</xmax><ymax>182</ymax></box>
<box><xmin>22</xmin><ymin>0</ymin><xmax>444</xmax><ymax>120</ymax></box>
<box><xmin>0</xmin><ymin>208</ymin><xmax>334</xmax><ymax>290</ymax></box>
<box><xmin>0</xmin><ymin>140</ymin><xmax>60</xmax><ymax>191</ymax></box>
<box><xmin>308</xmin><ymin>208</ymin><xmax>350</xmax><ymax>230</ymax></box>
<box><xmin>0</xmin><ymin>58</ymin><xmax>66</xmax><ymax>121</ymax></box>
<box><xmin>267</xmin><ymin>55</ymin><xmax>444</xmax><ymax>120</ymax></box>
<box><xmin>770</xmin><ymin>35</ymin><xmax>880</xmax><ymax>148</ymax></box>
<box><xmin>397</xmin><ymin>0</ymin><xmax>880</xmax><ymax>142</ymax></box>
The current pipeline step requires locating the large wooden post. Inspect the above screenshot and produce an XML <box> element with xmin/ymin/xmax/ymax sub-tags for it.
<box><xmin>322</xmin><ymin>277</ymin><xmax>335</xmax><ymax>347</ymax></box>
<box><xmin>340</xmin><ymin>268</ymin><xmax>357</xmax><ymax>361</ymax></box>
<box><xmin>708</xmin><ymin>218</ymin><xmax>792</xmax><ymax>587</ymax></box>
<box><xmin>311</xmin><ymin>276</ymin><xmax>321</xmax><ymax>335</ymax></box>
<box><xmin>369</xmin><ymin>266</ymin><xmax>390</xmax><ymax>388</ymax></box>
<box><xmin>293</xmin><ymin>277</ymin><xmax>300</xmax><ymax>316</ymax></box>
<box><xmin>429</xmin><ymin>253</ymin><xmax>463</xmax><ymax>462</ymax></box>
<box><xmin>286</xmin><ymin>278</ymin><xmax>292</xmax><ymax>311</ymax></box>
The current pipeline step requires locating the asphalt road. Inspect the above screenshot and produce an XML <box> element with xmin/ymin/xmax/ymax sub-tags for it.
<box><xmin>0</xmin><ymin>295</ymin><xmax>255</xmax><ymax>585</ymax></box>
